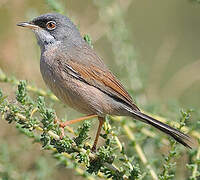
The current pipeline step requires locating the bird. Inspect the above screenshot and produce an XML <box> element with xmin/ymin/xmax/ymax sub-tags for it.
<box><xmin>17</xmin><ymin>13</ymin><xmax>194</xmax><ymax>151</ymax></box>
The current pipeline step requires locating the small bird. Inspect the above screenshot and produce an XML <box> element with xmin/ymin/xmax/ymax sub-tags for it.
<box><xmin>17</xmin><ymin>13</ymin><xmax>194</xmax><ymax>151</ymax></box>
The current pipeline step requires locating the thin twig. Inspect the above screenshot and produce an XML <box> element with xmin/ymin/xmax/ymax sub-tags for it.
<box><xmin>191</xmin><ymin>145</ymin><xmax>200</xmax><ymax>178</ymax></box>
<box><xmin>123</xmin><ymin>125</ymin><xmax>158</xmax><ymax>180</ymax></box>
<box><xmin>2</xmin><ymin>108</ymin><xmax>125</xmax><ymax>179</ymax></box>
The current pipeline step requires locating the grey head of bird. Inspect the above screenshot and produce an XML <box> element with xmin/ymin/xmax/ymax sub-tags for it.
<box><xmin>17</xmin><ymin>13</ymin><xmax>83</xmax><ymax>51</ymax></box>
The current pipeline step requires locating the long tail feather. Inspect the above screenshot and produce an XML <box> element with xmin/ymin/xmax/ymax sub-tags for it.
<box><xmin>131</xmin><ymin>111</ymin><xmax>195</xmax><ymax>148</ymax></box>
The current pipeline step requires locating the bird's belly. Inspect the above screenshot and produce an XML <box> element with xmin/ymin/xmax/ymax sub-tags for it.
<box><xmin>40</xmin><ymin>61</ymin><xmax>103</xmax><ymax>115</ymax></box>
<box><xmin>40</xmin><ymin>64</ymin><xmax>85</xmax><ymax>113</ymax></box>
<box><xmin>40</xmin><ymin>60</ymin><xmax>131</xmax><ymax>117</ymax></box>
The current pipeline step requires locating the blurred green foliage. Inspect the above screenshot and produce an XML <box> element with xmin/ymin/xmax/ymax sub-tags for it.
<box><xmin>0</xmin><ymin>0</ymin><xmax>200</xmax><ymax>180</ymax></box>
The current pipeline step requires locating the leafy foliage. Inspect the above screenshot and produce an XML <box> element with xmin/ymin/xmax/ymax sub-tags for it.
<box><xmin>0</xmin><ymin>0</ymin><xmax>199</xmax><ymax>179</ymax></box>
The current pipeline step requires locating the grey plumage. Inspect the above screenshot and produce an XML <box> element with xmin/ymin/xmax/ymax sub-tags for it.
<box><xmin>17</xmin><ymin>13</ymin><xmax>196</xmax><ymax>149</ymax></box>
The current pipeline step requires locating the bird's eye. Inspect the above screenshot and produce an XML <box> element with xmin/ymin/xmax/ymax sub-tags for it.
<box><xmin>46</xmin><ymin>21</ymin><xmax>56</xmax><ymax>30</ymax></box>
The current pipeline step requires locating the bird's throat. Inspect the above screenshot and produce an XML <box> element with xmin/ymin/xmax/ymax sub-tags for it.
<box><xmin>34</xmin><ymin>28</ymin><xmax>57</xmax><ymax>51</ymax></box>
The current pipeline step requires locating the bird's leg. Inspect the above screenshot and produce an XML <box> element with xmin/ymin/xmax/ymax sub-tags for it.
<box><xmin>56</xmin><ymin>114</ymin><xmax>98</xmax><ymax>139</ymax></box>
<box><xmin>59</xmin><ymin>114</ymin><xmax>98</xmax><ymax>127</ymax></box>
<box><xmin>92</xmin><ymin>117</ymin><xmax>105</xmax><ymax>152</ymax></box>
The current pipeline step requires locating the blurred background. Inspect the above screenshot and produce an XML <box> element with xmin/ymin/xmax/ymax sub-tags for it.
<box><xmin>0</xmin><ymin>0</ymin><xmax>199</xmax><ymax>179</ymax></box>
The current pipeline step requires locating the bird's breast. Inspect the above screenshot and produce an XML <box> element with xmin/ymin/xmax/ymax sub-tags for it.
<box><xmin>40</xmin><ymin>49</ymin><xmax>94</xmax><ymax>114</ymax></box>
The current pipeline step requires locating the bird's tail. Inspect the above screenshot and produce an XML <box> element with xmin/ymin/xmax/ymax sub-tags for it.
<box><xmin>131</xmin><ymin>110</ymin><xmax>195</xmax><ymax>148</ymax></box>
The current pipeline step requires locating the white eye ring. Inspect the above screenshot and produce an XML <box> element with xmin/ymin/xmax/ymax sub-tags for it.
<box><xmin>46</xmin><ymin>21</ymin><xmax>56</xmax><ymax>30</ymax></box>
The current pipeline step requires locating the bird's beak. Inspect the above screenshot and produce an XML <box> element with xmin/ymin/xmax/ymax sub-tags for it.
<box><xmin>17</xmin><ymin>22</ymin><xmax>39</xmax><ymax>30</ymax></box>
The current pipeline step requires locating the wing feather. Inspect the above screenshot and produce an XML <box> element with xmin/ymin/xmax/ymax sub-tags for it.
<box><xmin>65</xmin><ymin>60</ymin><xmax>140</xmax><ymax>111</ymax></box>
<box><xmin>57</xmin><ymin>42</ymin><xmax>140</xmax><ymax>111</ymax></box>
